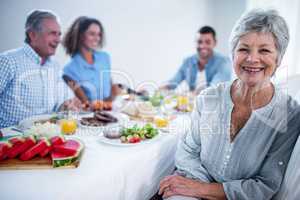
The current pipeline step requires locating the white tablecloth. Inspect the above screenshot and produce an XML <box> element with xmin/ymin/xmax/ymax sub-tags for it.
<box><xmin>0</xmin><ymin>115</ymin><xmax>191</xmax><ymax>200</ymax></box>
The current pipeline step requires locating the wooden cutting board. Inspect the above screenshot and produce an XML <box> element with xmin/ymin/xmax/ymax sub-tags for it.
<box><xmin>0</xmin><ymin>156</ymin><xmax>80</xmax><ymax>170</ymax></box>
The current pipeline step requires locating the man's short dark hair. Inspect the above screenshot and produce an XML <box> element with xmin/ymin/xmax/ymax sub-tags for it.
<box><xmin>198</xmin><ymin>26</ymin><xmax>216</xmax><ymax>41</ymax></box>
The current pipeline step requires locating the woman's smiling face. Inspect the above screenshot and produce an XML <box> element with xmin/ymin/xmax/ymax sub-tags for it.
<box><xmin>233</xmin><ymin>32</ymin><xmax>278</xmax><ymax>87</ymax></box>
<box><xmin>81</xmin><ymin>23</ymin><xmax>101</xmax><ymax>50</ymax></box>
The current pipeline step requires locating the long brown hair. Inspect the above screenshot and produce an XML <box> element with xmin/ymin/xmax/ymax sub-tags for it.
<box><xmin>63</xmin><ymin>16</ymin><xmax>105</xmax><ymax>56</ymax></box>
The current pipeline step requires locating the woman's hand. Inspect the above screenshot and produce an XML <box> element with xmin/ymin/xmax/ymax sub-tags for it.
<box><xmin>81</xmin><ymin>100</ymin><xmax>91</xmax><ymax>111</ymax></box>
<box><xmin>59</xmin><ymin>97</ymin><xmax>84</xmax><ymax>112</ymax></box>
<box><xmin>159</xmin><ymin>175</ymin><xmax>204</xmax><ymax>198</ymax></box>
<box><xmin>91</xmin><ymin>100</ymin><xmax>113</xmax><ymax>111</ymax></box>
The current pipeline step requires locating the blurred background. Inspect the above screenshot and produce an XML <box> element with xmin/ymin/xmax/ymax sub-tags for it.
<box><xmin>1</xmin><ymin>0</ymin><xmax>300</xmax><ymax>88</ymax></box>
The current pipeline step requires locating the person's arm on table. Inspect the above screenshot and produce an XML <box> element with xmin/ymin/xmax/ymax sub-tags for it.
<box><xmin>62</xmin><ymin>75</ymin><xmax>90</xmax><ymax>109</ymax></box>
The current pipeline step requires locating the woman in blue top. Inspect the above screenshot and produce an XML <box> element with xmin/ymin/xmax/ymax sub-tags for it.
<box><xmin>63</xmin><ymin>16</ymin><xmax>112</xmax><ymax>109</ymax></box>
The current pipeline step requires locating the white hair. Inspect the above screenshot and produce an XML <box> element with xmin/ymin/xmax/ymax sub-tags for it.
<box><xmin>229</xmin><ymin>9</ymin><xmax>289</xmax><ymax>65</ymax></box>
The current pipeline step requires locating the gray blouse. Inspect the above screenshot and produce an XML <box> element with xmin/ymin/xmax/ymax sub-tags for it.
<box><xmin>175</xmin><ymin>82</ymin><xmax>300</xmax><ymax>200</ymax></box>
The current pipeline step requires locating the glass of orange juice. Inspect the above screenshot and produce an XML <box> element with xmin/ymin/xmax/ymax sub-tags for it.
<box><xmin>60</xmin><ymin>111</ymin><xmax>77</xmax><ymax>135</ymax></box>
<box><xmin>60</xmin><ymin>119</ymin><xmax>77</xmax><ymax>135</ymax></box>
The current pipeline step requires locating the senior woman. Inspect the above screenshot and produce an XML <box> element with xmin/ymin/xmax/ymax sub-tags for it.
<box><xmin>159</xmin><ymin>9</ymin><xmax>300</xmax><ymax>200</ymax></box>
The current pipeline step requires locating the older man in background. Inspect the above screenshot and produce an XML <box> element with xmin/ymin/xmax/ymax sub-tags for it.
<box><xmin>0</xmin><ymin>10</ymin><xmax>80</xmax><ymax>129</ymax></box>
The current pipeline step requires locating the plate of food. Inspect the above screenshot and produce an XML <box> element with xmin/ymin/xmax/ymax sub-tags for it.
<box><xmin>121</xmin><ymin>101</ymin><xmax>159</xmax><ymax>122</ymax></box>
<box><xmin>79</xmin><ymin>111</ymin><xmax>129</xmax><ymax>130</ymax></box>
<box><xmin>99</xmin><ymin>123</ymin><xmax>161</xmax><ymax>146</ymax></box>
<box><xmin>18</xmin><ymin>114</ymin><xmax>62</xmax><ymax>130</ymax></box>
<box><xmin>17</xmin><ymin>111</ymin><xmax>94</xmax><ymax>130</ymax></box>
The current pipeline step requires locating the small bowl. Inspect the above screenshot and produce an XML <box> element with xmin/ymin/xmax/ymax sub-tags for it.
<box><xmin>102</xmin><ymin>125</ymin><xmax>122</xmax><ymax>139</ymax></box>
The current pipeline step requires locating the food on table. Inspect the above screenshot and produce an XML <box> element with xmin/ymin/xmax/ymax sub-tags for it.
<box><xmin>80</xmin><ymin>111</ymin><xmax>118</xmax><ymax>127</ymax></box>
<box><xmin>8</xmin><ymin>136</ymin><xmax>26</xmax><ymax>146</ymax></box>
<box><xmin>60</xmin><ymin>119</ymin><xmax>77</xmax><ymax>135</ymax></box>
<box><xmin>26</xmin><ymin>122</ymin><xmax>61</xmax><ymax>138</ymax></box>
<box><xmin>80</xmin><ymin>117</ymin><xmax>106</xmax><ymax>127</ymax></box>
<box><xmin>39</xmin><ymin>135</ymin><xmax>65</xmax><ymax>157</ymax></box>
<box><xmin>175</xmin><ymin>95</ymin><xmax>193</xmax><ymax>112</ymax></box>
<box><xmin>92</xmin><ymin>100</ymin><xmax>113</xmax><ymax>111</ymax></box>
<box><xmin>7</xmin><ymin>135</ymin><xmax>36</xmax><ymax>159</ymax></box>
<box><xmin>3</xmin><ymin>137</ymin><xmax>24</xmax><ymax>154</ymax></box>
<box><xmin>122</xmin><ymin>91</ymin><xmax>194</xmax><ymax>118</ymax></box>
<box><xmin>154</xmin><ymin>116</ymin><xmax>169</xmax><ymax>128</ymax></box>
<box><xmin>1</xmin><ymin>136</ymin><xmax>26</xmax><ymax>160</ymax></box>
<box><xmin>51</xmin><ymin>138</ymin><xmax>84</xmax><ymax>168</ymax></box>
<box><xmin>95</xmin><ymin>111</ymin><xmax>117</xmax><ymax>123</ymax></box>
<box><xmin>103</xmin><ymin>129</ymin><xmax>122</xmax><ymax>139</ymax></box>
<box><xmin>50</xmin><ymin>135</ymin><xmax>66</xmax><ymax>145</ymax></box>
<box><xmin>122</xmin><ymin>101</ymin><xmax>157</xmax><ymax>121</ymax></box>
<box><xmin>0</xmin><ymin>135</ymin><xmax>84</xmax><ymax>168</ymax></box>
<box><xmin>34</xmin><ymin>115</ymin><xmax>61</xmax><ymax>125</ymax></box>
<box><xmin>20</xmin><ymin>137</ymin><xmax>50</xmax><ymax>161</ymax></box>
<box><xmin>53</xmin><ymin>139</ymin><xmax>81</xmax><ymax>156</ymax></box>
<box><xmin>137</xmin><ymin>102</ymin><xmax>157</xmax><ymax>117</ymax></box>
<box><xmin>0</xmin><ymin>141</ymin><xmax>12</xmax><ymax>161</ymax></box>
<box><xmin>39</xmin><ymin>147</ymin><xmax>51</xmax><ymax>157</ymax></box>
<box><xmin>120</xmin><ymin>123</ymin><xmax>158</xmax><ymax>143</ymax></box>
<box><xmin>92</xmin><ymin>100</ymin><xmax>104</xmax><ymax>110</ymax></box>
<box><xmin>121</xmin><ymin>102</ymin><xmax>139</xmax><ymax>116</ymax></box>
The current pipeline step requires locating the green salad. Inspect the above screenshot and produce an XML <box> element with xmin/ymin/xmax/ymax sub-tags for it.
<box><xmin>120</xmin><ymin>123</ymin><xmax>159</xmax><ymax>143</ymax></box>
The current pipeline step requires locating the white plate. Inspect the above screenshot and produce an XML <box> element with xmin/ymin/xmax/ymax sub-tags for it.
<box><xmin>18</xmin><ymin>114</ymin><xmax>58</xmax><ymax>130</ymax></box>
<box><xmin>18</xmin><ymin>112</ymin><xmax>96</xmax><ymax>130</ymax></box>
<box><xmin>98</xmin><ymin>132</ymin><xmax>163</xmax><ymax>146</ymax></box>
<box><xmin>79</xmin><ymin>112</ymin><xmax>129</xmax><ymax>130</ymax></box>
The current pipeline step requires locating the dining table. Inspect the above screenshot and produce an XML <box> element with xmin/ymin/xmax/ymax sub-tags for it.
<box><xmin>0</xmin><ymin>112</ymin><xmax>191</xmax><ymax>200</ymax></box>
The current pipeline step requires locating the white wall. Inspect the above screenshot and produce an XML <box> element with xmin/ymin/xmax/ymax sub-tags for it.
<box><xmin>206</xmin><ymin>0</ymin><xmax>247</xmax><ymax>57</ymax></box>
<box><xmin>0</xmin><ymin>0</ymin><xmax>246</xmax><ymax>89</ymax></box>
<box><xmin>247</xmin><ymin>0</ymin><xmax>300</xmax><ymax>80</ymax></box>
